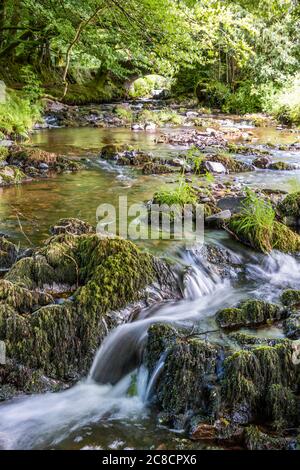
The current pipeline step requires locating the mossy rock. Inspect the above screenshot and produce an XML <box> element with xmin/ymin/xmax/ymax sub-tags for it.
<box><xmin>268</xmin><ymin>161</ymin><xmax>294</xmax><ymax>171</ymax></box>
<box><xmin>281</xmin><ymin>289</ymin><xmax>300</xmax><ymax>308</ymax></box>
<box><xmin>228</xmin><ymin>215</ymin><xmax>300</xmax><ymax>254</ymax></box>
<box><xmin>0</xmin><ymin>280</ymin><xmax>52</xmax><ymax>312</ymax></box>
<box><xmin>283</xmin><ymin>313</ymin><xmax>300</xmax><ymax>339</ymax></box>
<box><xmin>50</xmin><ymin>218</ymin><xmax>94</xmax><ymax>236</ymax></box>
<box><xmin>100</xmin><ymin>144</ymin><xmax>126</xmax><ymax>160</ymax></box>
<box><xmin>223</xmin><ymin>341</ymin><xmax>299</xmax><ymax>428</ymax></box>
<box><xmin>207</xmin><ymin>153</ymin><xmax>251</xmax><ymax>173</ymax></box>
<box><xmin>144</xmin><ymin>323</ymin><xmax>221</xmax><ymax>424</ymax></box>
<box><xmin>1</xmin><ymin>226</ymin><xmax>175</xmax><ymax>381</ymax></box>
<box><xmin>142</xmin><ymin>162</ymin><xmax>175</xmax><ymax>175</ymax></box>
<box><xmin>244</xmin><ymin>425</ymin><xmax>293</xmax><ymax>450</ymax></box>
<box><xmin>278</xmin><ymin>192</ymin><xmax>300</xmax><ymax>219</ymax></box>
<box><xmin>229</xmin><ymin>331</ymin><xmax>284</xmax><ymax>347</ymax></box>
<box><xmin>0</xmin><ymin>165</ymin><xmax>26</xmax><ymax>186</ymax></box>
<box><xmin>216</xmin><ymin>300</ymin><xmax>284</xmax><ymax>329</ymax></box>
<box><xmin>0</xmin><ymin>237</ymin><xmax>18</xmax><ymax>270</ymax></box>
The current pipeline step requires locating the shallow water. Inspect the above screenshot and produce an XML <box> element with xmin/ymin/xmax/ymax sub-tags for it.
<box><xmin>1</xmin><ymin>117</ymin><xmax>300</xmax><ymax>450</ymax></box>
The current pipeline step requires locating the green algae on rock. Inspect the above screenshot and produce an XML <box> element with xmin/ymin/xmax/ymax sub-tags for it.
<box><xmin>0</xmin><ymin>237</ymin><xmax>18</xmax><ymax>270</ymax></box>
<box><xmin>283</xmin><ymin>313</ymin><xmax>300</xmax><ymax>339</ymax></box>
<box><xmin>0</xmin><ymin>225</ymin><xmax>178</xmax><ymax>382</ymax></box>
<box><xmin>216</xmin><ymin>300</ymin><xmax>284</xmax><ymax>329</ymax></box>
<box><xmin>280</xmin><ymin>289</ymin><xmax>300</xmax><ymax>308</ymax></box>
<box><xmin>278</xmin><ymin>191</ymin><xmax>300</xmax><ymax>225</ymax></box>
<box><xmin>244</xmin><ymin>426</ymin><xmax>293</xmax><ymax>450</ymax></box>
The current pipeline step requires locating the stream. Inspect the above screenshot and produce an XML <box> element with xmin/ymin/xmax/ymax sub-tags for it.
<box><xmin>0</xmin><ymin>110</ymin><xmax>300</xmax><ymax>449</ymax></box>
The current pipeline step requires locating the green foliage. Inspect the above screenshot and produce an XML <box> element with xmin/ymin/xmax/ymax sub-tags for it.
<box><xmin>0</xmin><ymin>90</ymin><xmax>41</xmax><ymax>137</ymax></box>
<box><xmin>271</xmin><ymin>74</ymin><xmax>300</xmax><ymax>125</ymax></box>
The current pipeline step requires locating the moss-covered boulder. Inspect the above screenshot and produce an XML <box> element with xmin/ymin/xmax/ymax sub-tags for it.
<box><xmin>281</xmin><ymin>289</ymin><xmax>300</xmax><ymax>308</ymax></box>
<box><xmin>0</xmin><ymin>165</ymin><xmax>26</xmax><ymax>186</ymax></box>
<box><xmin>50</xmin><ymin>218</ymin><xmax>94</xmax><ymax>236</ymax></box>
<box><xmin>1</xmin><ymin>225</ymin><xmax>179</xmax><ymax>384</ymax></box>
<box><xmin>216</xmin><ymin>300</ymin><xmax>284</xmax><ymax>329</ymax></box>
<box><xmin>144</xmin><ymin>323</ymin><xmax>221</xmax><ymax>427</ymax></box>
<box><xmin>244</xmin><ymin>426</ymin><xmax>294</xmax><ymax>450</ymax></box>
<box><xmin>228</xmin><ymin>215</ymin><xmax>300</xmax><ymax>254</ymax></box>
<box><xmin>278</xmin><ymin>192</ymin><xmax>300</xmax><ymax>225</ymax></box>
<box><xmin>205</xmin><ymin>153</ymin><xmax>252</xmax><ymax>173</ymax></box>
<box><xmin>268</xmin><ymin>161</ymin><xmax>294</xmax><ymax>171</ymax></box>
<box><xmin>0</xmin><ymin>237</ymin><xmax>18</xmax><ymax>270</ymax></box>
<box><xmin>223</xmin><ymin>342</ymin><xmax>299</xmax><ymax>429</ymax></box>
<box><xmin>143</xmin><ymin>323</ymin><xmax>300</xmax><ymax>434</ymax></box>
<box><xmin>283</xmin><ymin>314</ymin><xmax>300</xmax><ymax>339</ymax></box>
<box><xmin>142</xmin><ymin>162</ymin><xmax>175</xmax><ymax>175</ymax></box>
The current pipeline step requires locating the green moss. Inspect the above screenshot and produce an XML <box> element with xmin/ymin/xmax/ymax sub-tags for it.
<box><xmin>283</xmin><ymin>313</ymin><xmax>300</xmax><ymax>339</ymax></box>
<box><xmin>216</xmin><ymin>300</ymin><xmax>283</xmax><ymax>329</ymax></box>
<box><xmin>143</xmin><ymin>162</ymin><xmax>174</xmax><ymax>175</ymax></box>
<box><xmin>209</xmin><ymin>152</ymin><xmax>249</xmax><ymax>173</ymax></box>
<box><xmin>268</xmin><ymin>161</ymin><xmax>292</xmax><ymax>171</ymax></box>
<box><xmin>0</xmin><ymin>166</ymin><xmax>26</xmax><ymax>186</ymax></box>
<box><xmin>229</xmin><ymin>331</ymin><xmax>284</xmax><ymax>347</ymax></box>
<box><xmin>223</xmin><ymin>341</ymin><xmax>299</xmax><ymax>428</ymax></box>
<box><xmin>245</xmin><ymin>426</ymin><xmax>292</xmax><ymax>450</ymax></box>
<box><xmin>144</xmin><ymin>323</ymin><xmax>220</xmax><ymax>422</ymax></box>
<box><xmin>278</xmin><ymin>191</ymin><xmax>300</xmax><ymax>218</ymax></box>
<box><xmin>0</xmin><ymin>280</ymin><xmax>52</xmax><ymax>312</ymax></box>
<box><xmin>280</xmin><ymin>289</ymin><xmax>300</xmax><ymax>307</ymax></box>
<box><xmin>0</xmin><ymin>237</ymin><xmax>18</xmax><ymax>270</ymax></box>
<box><xmin>0</xmin><ymin>146</ymin><xmax>9</xmax><ymax>161</ymax></box>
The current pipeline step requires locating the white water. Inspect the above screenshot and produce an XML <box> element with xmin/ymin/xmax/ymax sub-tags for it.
<box><xmin>0</xmin><ymin>247</ymin><xmax>299</xmax><ymax>449</ymax></box>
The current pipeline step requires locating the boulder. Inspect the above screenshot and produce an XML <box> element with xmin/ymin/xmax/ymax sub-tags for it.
<box><xmin>205</xmin><ymin>210</ymin><xmax>231</xmax><ymax>228</ymax></box>
<box><xmin>0</xmin><ymin>237</ymin><xmax>18</xmax><ymax>270</ymax></box>
<box><xmin>204</xmin><ymin>161</ymin><xmax>227</xmax><ymax>174</ymax></box>
<box><xmin>216</xmin><ymin>300</ymin><xmax>285</xmax><ymax>329</ymax></box>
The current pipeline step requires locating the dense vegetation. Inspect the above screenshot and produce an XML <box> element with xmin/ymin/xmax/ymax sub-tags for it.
<box><xmin>0</xmin><ymin>0</ymin><xmax>300</xmax><ymax>137</ymax></box>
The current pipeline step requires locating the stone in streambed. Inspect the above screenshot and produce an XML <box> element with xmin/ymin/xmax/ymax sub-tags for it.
<box><xmin>216</xmin><ymin>300</ymin><xmax>285</xmax><ymax>329</ymax></box>
<box><xmin>244</xmin><ymin>426</ymin><xmax>295</xmax><ymax>450</ymax></box>
<box><xmin>280</xmin><ymin>289</ymin><xmax>300</xmax><ymax>308</ymax></box>
<box><xmin>0</xmin><ymin>237</ymin><xmax>18</xmax><ymax>270</ymax></box>
<box><xmin>283</xmin><ymin>314</ymin><xmax>300</xmax><ymax>339</ymax></box>
<box><xmin>205</xmin><ymin>210</ymin><xmax>231</xmax><ymax>228</ymax></box>
<box><xmin>204</xmin><ymin>161</ymin><xmax>227</xmax><ymax>174</ymax></box>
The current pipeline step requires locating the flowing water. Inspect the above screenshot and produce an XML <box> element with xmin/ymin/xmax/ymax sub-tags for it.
<box><xmin>0</xmin><ymin>112</ymin><xmax>300</xmax><ymax>449</ymax></box>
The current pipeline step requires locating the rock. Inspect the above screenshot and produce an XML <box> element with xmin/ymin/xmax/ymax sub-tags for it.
<box><xmin>204</xmin><ymin>161</ymin><xmax>227</xmax><ymax>174</ymax></box>
<box><xmin>0</xmin><ymin>166</ymin><xmax>26</xmax><ymax>186</ymax></box>
<box><xmin>216</xmin><ymin>300</ymin><xmax>285</xmax><ymax>329</ymax></box>
<box><xmin>132</xmin><ymin>123</ymin><xmax>144</xmax><ymax>131</ymax></box>
<box><xmin>145</xmin><ymin>122</ymin><xmax>156</xmax><ymax>131</ymax></box>
<box><xmin>39</xmin><ymin>163</ymin><xmax>49</xmax><ymax>170</ymax></box>
<box><xmin>277</xmin><ymin>191</ymin><xmax>300</xmax><ymax>224</ymax></box>
<box><xmin>253</xmin><ymin>155</ymin><xmax>272</xmax><ymax>169</ymax></box>
<box><xmin>0</xmin><ymin>237</ymin><xmax>18</xmax><ymax>270</ymax></box>
<box><xmin>142</xmin><ymin>162</ymin><xmax>174</xmax><ymax>175</ymax></box>
<box><xmin>186</xmin><ymin>111</ymin><xmax>199</xmax><ymax>118</ymax></box>
<box><xmin>1</xmin><ymin>223</ymin><xmax>180</xmax><ymax>385</ymax></box>
<box><xmin>217</xmin><ymin>196</ymin><xmax>246</xmax><ymax>214</ymax></box>
<box><xmin>205</xmin><ymin>210</ymin><xmax>231</xmax><ymax>228</ymax></box>
<box><xmin>143</xmin><ymin>323</ymin><xmax>221</xmax><ymax>427</ymax></box>
<box><xmin>283</xmin><ymin>314</ymin><xmax>300</xmax><ymax>339</ymax></box>
<box><xmin>50</xmin><ymin>218</ymin><xmax>94</xmax><ymax>236</ymax></box>
<box><xmin>281</xmin><ymin>289</ymin><xmax>300</xmax><ymax>308</ymax></box>
<box><xmin>191</xmin><ymin>423</ymin><xmax>216</xmax><ymax>441</ymax></box>
<box><xmin>268</xmin><ymin>161</ymin><xmax>294</xmax><ymax>171</ymax></box>
<box><xmin>244</xmin><ymin>426</ymin><xmax>294</xmax><ymax>450</ymax></box>
<box><xmin>228</xmin><ymin>215</ymin><xmax>300</xmax><ymax>254</ymax></box>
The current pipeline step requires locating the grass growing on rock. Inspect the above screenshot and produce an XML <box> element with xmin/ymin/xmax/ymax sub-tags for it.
<box><xmin>228</xmin><ymin>189</ymin><xmax>300</xmax><ymax>253</ymax></box>
<box><xmin>153</xmin><ymin>181</ymin><xmax>198</xmax><ymax>206</ymax></box>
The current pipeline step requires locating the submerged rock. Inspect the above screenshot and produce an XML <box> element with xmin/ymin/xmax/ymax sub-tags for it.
<box><xmin>216</xmin><ymin>300</ymin><xmax>285</xmax><ymax>329</ymax></box>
